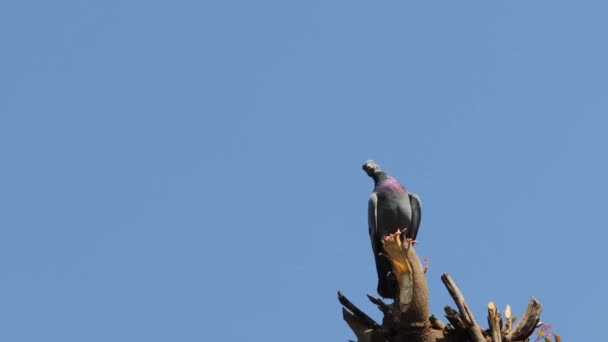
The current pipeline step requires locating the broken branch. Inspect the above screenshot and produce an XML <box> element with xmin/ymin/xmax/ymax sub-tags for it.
<box><xmin>441</xmin><ymin>273</ymin><xmax>486</xmax><ymax>342</ymax></box>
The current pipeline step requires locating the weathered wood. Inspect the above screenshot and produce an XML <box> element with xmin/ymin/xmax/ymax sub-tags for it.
<box><xmin>338</xmin><ymin>291</ymin><xmax>380</xmax><ymax>330</ymax></box>
<box><xmin>506</xmin><ymin>297</ymin><xmax>542</xmax><ymax>342</ymax></box>
<box><xmin>381</xmin><ymin>231</ymin><xmax>430</xmax><ymax>332</ymax></box>
<box><xmin>367</xmin><ymin>295</ymin><xmax>391</xmax><ymax>315</ymax></box>
<box><xmin>444</xmin><ymin>306</ymin><xmax>466</xmax><ymax>332</ymax></box>
<box><xmin>342</xmin><ymin>308</ymin><xmax>375</xmax><ymax>342</ymax></box>
<box><xmin>339</xmin><ymin>236</ymin><xmax>548</xmax><ymax>342</ymax></box>
<box><xmin>382</xmin><ymin>232</ymin><xmax>414</xmax><ymax>312</ymax></box>
<box><xmin>502</xmin><ymin>305</ymin><xmax>512</xmax><ymax>336</ymax></box>
<box><xmin>441</xmin><ymin>274</ymin><xmax>486</xmax><ymax>342</ymax></box>
<box><xmin>429</xmin><ymin>315</ymin><xmax>446</xmax><ymax>331</ymax></box>
<box><xmin>487</xmin><ymin>301</ymin><xmax>502</xmax><ymax>342</ymax></box>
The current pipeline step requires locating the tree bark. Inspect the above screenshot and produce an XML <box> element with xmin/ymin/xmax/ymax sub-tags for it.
<box><xmin>338</xmin><ymin>231</ymin><xmax>552</xmax><ymax>342</ymax></box>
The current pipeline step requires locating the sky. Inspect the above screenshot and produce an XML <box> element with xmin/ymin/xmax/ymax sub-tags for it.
<box><xmin>1</xmin><ymin>1</ymin><xmax>606</xmax><ymax>341</ymax></box>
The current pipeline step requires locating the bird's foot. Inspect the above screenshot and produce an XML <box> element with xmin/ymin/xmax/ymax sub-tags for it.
<box><xmin>405</xmin><ymin>237</ymin><xmax>418</xmax><ymax>245</ymax></box>
<box><xmin>384</xmin><ymin>229</ymin><xmax>406</xmax><ymax>241</ymax></box>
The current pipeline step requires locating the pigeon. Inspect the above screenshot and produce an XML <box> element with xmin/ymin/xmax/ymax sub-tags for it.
<box><xmin>362</xmin><ymin>160</ymin><xmax>422</xmax><ymax>299</ymax></box>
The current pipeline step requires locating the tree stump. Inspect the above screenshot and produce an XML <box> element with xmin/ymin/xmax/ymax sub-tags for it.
<box><xmin>338</xmin><ymin>231</ymin><xmax>556</xmax><ymax>342</ymax></box>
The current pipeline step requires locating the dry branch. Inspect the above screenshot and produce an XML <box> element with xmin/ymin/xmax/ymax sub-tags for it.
<box><xmin>487</xmin><ymin>302</ymin><xmax>502</xmax><ymax>342</ymax></box>
<box><xmin>429</xmin><ymin>315</ymin><xmax>445</xmax><ymax>331</ymax></box>
<box><xmin>367</xmin><ymin>295</ymin><xmax>392</xmax><ymax>316</ymax></box>
<box><xmin>338</xmin><ymin>291</ymin><xmax>379</xmax><ymax>330</ymax></box>
<box><xmin>444</xmin><ymin>305</ymin><xmax>466</xmax><ymax>332</ymax></box>
<box><xmin>338</xmin><ymin>232</ymin><xmax>548</xmax><ymax>342</ymax></box>
<box><xmin>441</xmin><ymin>273</ymin><xmax>486</xmax><ymax>342</ymax></box>
<box><xmin>506</xmin><ymin>297</ymin><xmax>542</xmax><ymax>341</ymax></box>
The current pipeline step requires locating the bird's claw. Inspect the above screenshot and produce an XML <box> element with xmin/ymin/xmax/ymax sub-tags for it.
<box><xmin>383</xmin><ymin>229</ymin><xmax>418</xmax><ymax>245</ymax></box>
<box><xmin>384</xmin><ymin>229</ymin><xmax>407</xmax><ymax>241</ymax></box>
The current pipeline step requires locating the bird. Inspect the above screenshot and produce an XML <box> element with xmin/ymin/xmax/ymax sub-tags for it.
<box><xmin>362</xmin><ymin>160</ymin><xmax>422</xmax><ymax>299</ymax></box>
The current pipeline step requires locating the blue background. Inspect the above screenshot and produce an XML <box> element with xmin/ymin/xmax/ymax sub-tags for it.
<box><xmin>1</xmin><ymin>1</ymin><xmax>605</xmax><ymax>341</ymax></box>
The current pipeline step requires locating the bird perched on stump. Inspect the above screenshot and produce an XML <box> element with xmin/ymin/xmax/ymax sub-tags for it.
<box><xmin>363</xmin><ymin>160</ymin><xmax>422</xmax><ymax>299</ymax></box>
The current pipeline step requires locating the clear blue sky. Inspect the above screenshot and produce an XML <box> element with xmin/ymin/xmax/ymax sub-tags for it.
<box><xmin>1</xmin><ymin>1</ymin><xmax>605</xmax><ymax>341</ymax></box>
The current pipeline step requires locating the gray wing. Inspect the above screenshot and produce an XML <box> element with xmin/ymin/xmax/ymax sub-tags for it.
<box><xmin>408</xmin><ymin>193</ymin><xmax>422</xmax><ymax>240</ymax></box>
<box><xmin>369</xmin><ymin>192</ymin><xmax>398</xmax><ymax>298</ymax></box>
<box><xmin>368</xmin><ymin>193</ymin><xmax>379</xmax><ymax>256</ymax></box>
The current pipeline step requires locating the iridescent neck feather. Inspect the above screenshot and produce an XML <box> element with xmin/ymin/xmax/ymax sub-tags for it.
<box><xmin>374</xmin><ymin>173</ymin><xmax>406</xmax><ymax>192</ymax></box>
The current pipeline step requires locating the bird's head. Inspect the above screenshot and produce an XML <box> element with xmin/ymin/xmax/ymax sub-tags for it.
<box><xmin>362</xmin><ymin>160</ymin><xmax>382</xmax><ymax>177</ymax></box>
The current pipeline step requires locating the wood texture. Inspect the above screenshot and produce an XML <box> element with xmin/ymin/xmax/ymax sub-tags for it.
<box><xmin>506</xmin><ymin>297</ymin><xmax>542</xmax><ymax>342</ymax></box>
<box><xmin>338</xmin><ymin>232</ymin><xmax>547</xmax><ymax>342</ymax></box>
<box><xmin>440</xmin><ymin>273</ymin><xmax>486</xmax><ymax>342</ymax></box>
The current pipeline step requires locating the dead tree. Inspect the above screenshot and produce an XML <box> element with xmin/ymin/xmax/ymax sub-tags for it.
<box><xmin>338</xmin><ymin>231</ymin><xmax>558</xmax><ymax>342</ymax></box>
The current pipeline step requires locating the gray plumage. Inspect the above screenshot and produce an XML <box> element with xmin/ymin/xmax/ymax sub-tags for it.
<box><xmin>363</xmin><ymin>160</ymin><xmax>422</xmax><ymax>299</ymax></box>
